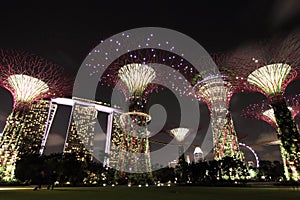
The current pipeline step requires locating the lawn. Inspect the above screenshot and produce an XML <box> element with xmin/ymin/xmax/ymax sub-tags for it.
<box><xmin>0</xmin><ymin>186</ymin><xmax>299</xmax><ymax>200</ymax></box>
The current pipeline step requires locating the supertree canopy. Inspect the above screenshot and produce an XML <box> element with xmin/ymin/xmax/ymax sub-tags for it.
<box><xmin>228</xmin><ymin>33</ymin><xmax>300</xmax><ymax>181</ymax></box>
<box><xmin>118</xmin><ymin>63</ymin><xmax>156</xmax><ymax>98</ymax></box>
<box><xmin>99</xmin><ymin>48</ymin><xmax>196</xmax><ymax>101</ymax></box>
<box><xmin>243</xmin><ymin>94</ymin><xmax>300</xmax><ymax>181</ymax></box>
<box><xmin>118</xmin><ymin>63</ymin><xmax>156</xmax><ymax>116</ymax></box>
<box><xmin>193</xmin><ymin>54</ymin><xmax>244</xmax><ymax>161</ymax></box>
<box><xmin>247</xmin><ymin>63</ymin><xmax>294</xmax><ymax>98</ymax></box>
<box><xmin>0</xmin><ymin>49</ymin><xmax>72</xmax><ymax>181</ymax></box>
<box><xmin>0</xmin><ymin>49</ymin><xmax>70</xmax><ymax>108</ymax></box>
<box><xmin>7</xmin><ymin>74</ymin><xmax>49</xmax><ymax>103</ymax></box>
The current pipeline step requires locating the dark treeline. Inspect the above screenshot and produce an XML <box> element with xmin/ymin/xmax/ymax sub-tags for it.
<box><xmin>2</xmin><ymin>153</ymin><xmax>296</xmax><ymax>187</ymax></box>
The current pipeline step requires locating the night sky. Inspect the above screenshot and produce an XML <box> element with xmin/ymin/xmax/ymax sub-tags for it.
<box><xmin>0</xmin><ymin>0</ymin><xmax>300</xmax><ymax>163</ymax></box>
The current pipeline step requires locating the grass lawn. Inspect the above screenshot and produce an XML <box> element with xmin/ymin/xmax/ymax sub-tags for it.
<box><xmin>0</xmin><ymin>186</ymin><xmax>299</xmax><ymax>200</ymax></box>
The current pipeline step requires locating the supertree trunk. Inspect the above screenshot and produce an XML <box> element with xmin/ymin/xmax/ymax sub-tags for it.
<box><xmin>271</xmin><ymin>97</ymin><xmax>300</xmax><ymax>181</ymax></box>
<box><xmin>178</xmin><ymin>144</ymin><xmax>185</xmax><ymax>163</ymax></box>
<box><xmin>115</xmin><ymin>96</ymin><xmax>152</xmax><ymax>184</ymax></box>
<box><xmin>117</xmin><ymin>116</ymin><xmax>150</xmax><ymax>173</ymax></box>
<box><xmin>212</xmin><ymin>111</ymin><xmax>244</xmax><ymax>161</ymax></box>
<box><xmin>209</xmin><ymin>109</ymin><xmax>243</xmax><ymax>161</ymax></box>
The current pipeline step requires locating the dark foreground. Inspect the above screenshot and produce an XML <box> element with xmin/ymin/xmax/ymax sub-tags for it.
<box><xmin>0</xmin><ymin>186</ymin><xmax>299</xmax><ymax>200</ymax></box>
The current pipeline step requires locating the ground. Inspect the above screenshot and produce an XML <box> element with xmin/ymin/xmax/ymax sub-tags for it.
<box><xmin>0</xmin><ymin>186</ymin><xmax>299</xmax><ymax>200</ymax></box>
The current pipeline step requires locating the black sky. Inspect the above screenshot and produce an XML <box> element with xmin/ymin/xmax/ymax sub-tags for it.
<box><xmin>1</xmin><ymin>0</ymin><xmax>300</xmax><ymax>162</ymax></box>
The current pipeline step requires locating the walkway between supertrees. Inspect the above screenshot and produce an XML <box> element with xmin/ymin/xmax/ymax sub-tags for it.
<box><xmin>0</xmin><ymin>49</ymin><xmax>72</xmax><ymax>181</ymax></box>
<box><xmin>227</xmin><ymin>33</ymin><xmax>300</xmax><ymax>181</ymax></box>
<box><xmin>243</xmin><ymin>94</ymin><xmax>300</xmax><ymax>181</ymax></box>
<box><xmin>192</xmin><ymin>54</ymin><xmax>244</xmax><ymax>162</ymax></box>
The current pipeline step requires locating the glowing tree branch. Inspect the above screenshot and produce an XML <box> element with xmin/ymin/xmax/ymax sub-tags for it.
<box><xmin>0</xmin><ymin>49</ymin><xmax>72</xmax><ymax>181</ymax></box>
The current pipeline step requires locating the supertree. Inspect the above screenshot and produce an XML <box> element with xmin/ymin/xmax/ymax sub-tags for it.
<box><xmin>243</xmin><ymin>94</ymin><xmax>300</xmax><ymax>180</ymax></box>
<box><xmin>0</xmin><ymin>49</ymin><xmax>72</xmax><ymax>181</ymax></box>
<box><xmin>94</xmin><ymin>46</ymin><xmax>198</xmax><ymax>185</ymax></box>
<box><xmin>227</xmin><ymin>33</ymin><xmax>300</xmax><ymax>181</ymax></box>
<box><xmin>169</xmin><ymin>127</ymin><xmax>191</xmax><ymax>184</ymax></box>
<box><xmin>100</xmin><ymin>50</ymin><xmax>195</xmax><ymax>145</ymax></box>
<box><xmin>116</xmin><ymin>63</ymin><xmax>155</xmax><ymax>174</ymax></box>
<box><xmin>169</xmin><ymin>127</ymin><xmax>190</xmax><ymax>163</ymax></box>
<box><xmin>192</xmin><ymin>54</ymin><xmax>244</xmax><ymax>161</ymax></box>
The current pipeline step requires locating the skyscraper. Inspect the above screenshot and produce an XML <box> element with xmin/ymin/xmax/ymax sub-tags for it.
<box><xmin>63</xmin><ymin>102</ymin><xmax>98</xmax><ymax>162</ymax></box>
<box><xmin>20</xmin><ymin>100</ymin><xmax>53</xmax><ymax>156</ymax></box>
<box><xmin>193</xmin><ymin>147</ymin><xmax>204</xmax><ymax>163</ymax></box>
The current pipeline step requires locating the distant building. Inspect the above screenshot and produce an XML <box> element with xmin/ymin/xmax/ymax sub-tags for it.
<box><xmin>41</xmin><ymin>97</ymin><xmax>121</xmax><ymax>165</ymax></box>
<box><xmin>107</xmin><ymin>112</ymin><xmax>123</xmax><ymax>168</ymax></box>
<box><xmin>194</xmin><ymin>147</ymin><xmax>204</xmax><ymax>163</ymax></box>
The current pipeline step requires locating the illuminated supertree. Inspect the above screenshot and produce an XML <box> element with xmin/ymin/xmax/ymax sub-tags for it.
<box><xmin>228</xmin><ymin>34</ymin><xmax>300</xmax><ymax>181</ymax></box>
<box><xmin>243</xmin><ymin>94</ymin><xmax>300</xmax><ymax>180</ymax></box>
<box><xmin>80</xmin><ymin>30</ymin><xmax>203</xmax><ymax>185</ymax></box>
<box><xmin>98</xmin><ymin>48</ymin><xmax>197</xmax><ymax>175</ymax></box>
<box><xmin>169</xmin><ymin>127</ymin><xmax>190</xmax><ymax>163</ymax></box>
<box><xmin>0</xmin><ymin>49</ymin><xmax>72</xmax><ymax>181</ymax></box>
<box><xmin>116</xmin><ymin>63</ymin><xmax>154</xmax><ymax>174</ymax></box>
<box><xmin>193</xmin><ymin>55</ymin><xmax>244</xmax><ymax>161</ymax></box>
